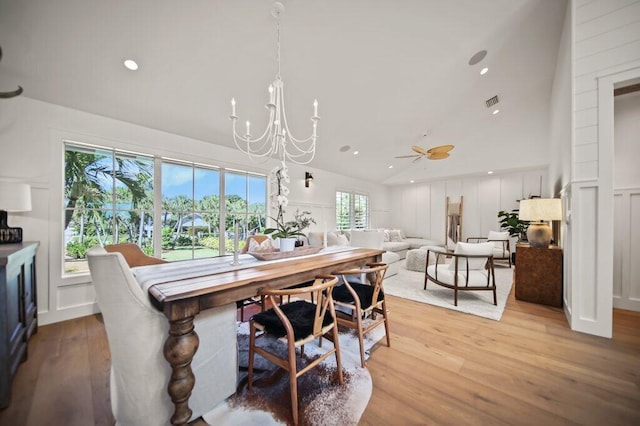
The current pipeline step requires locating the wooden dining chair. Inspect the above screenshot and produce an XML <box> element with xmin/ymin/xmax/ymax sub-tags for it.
<box><xmin>332</xmin><ymin>262</ymin><xmax>390</xmax><ymax>368</ymax></box>
<box><xmin>104</xmin><ymin>243</ymin><xmax>167</xmax><ymax>267</ymax></box>
<box><xmin>248</xmin><ymin>275</ymin><xmax>343</xmax><ymax>425</ymax></box>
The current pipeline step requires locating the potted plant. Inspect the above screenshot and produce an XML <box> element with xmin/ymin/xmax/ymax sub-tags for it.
<box><xmin>264</xmin><ymin>210</ymin><xmax>315</xmax><ymax>252</ymax></box>
<box><xmin>497</xmin><ymin>209</ymin><xmax>528</xmax><ymax>264</ymax></box>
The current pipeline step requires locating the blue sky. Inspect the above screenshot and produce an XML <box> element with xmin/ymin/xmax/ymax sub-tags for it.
<box><xmin>161</xmin><ymin>163</ymin><xmax>266</xmax><ymax>204</ymax></box>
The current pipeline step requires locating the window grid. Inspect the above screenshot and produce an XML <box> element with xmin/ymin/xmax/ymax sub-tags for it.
<box><xmin>63</xmin><ymin>142</ymin><xmax>266</xmax><ymax>274</ymax></box>
<box><xmin>336</xmin><ymin>191</ymin><xmax>369</xmax><ymax>230</ymax></box>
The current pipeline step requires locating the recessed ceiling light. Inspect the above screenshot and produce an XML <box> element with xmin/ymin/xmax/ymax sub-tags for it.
<box><xmin>388</xmin><ymin>165</ymin><xmax>393</xmax><ymax>169</ymax></box>
<box><xmin>488</xmin><ymin>171</ymin><xmax>494</xmax><ymax>174</ymax></box>
<box><xmin>410</xmin><ymin>180</ymin><xmax>415</xmax><ymax>183</ymax></box>
<box><xmin>480</xmin><ymin>67</ymin><xmax>488</xmax><ymax>75</ymax></box>
<box><xmin>123</xmin><ymin>59</ymin><xmax>139</xmax><ymax>71</ymax></box>
<box><xmin>339</xmin><ymin>145</ymin><xmax>351</xmax><ymax>152</ymax></box>
<box><xmin>353</xmin><ymin>151</ymin><xmax>359</xmax><ymax>155</ymax></box>
<box><xmin>492</xmin><ymin>109</ymin><xmax>500</xmax><ymax>115</ymax></box>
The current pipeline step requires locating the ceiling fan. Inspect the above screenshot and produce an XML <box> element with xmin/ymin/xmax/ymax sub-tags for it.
<box><xmin>0</xmin><ymin>45</ymin><xmax>23</xmax><ymax>99</ymax></box>
<box><xmin>395</xmin><ymin>144</ymin><xmax>455</xmax><ymax>162</ymax></box>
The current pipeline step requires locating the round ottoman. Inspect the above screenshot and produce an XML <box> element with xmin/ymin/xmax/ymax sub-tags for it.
<box><xmin>405</xmin><ymin>249</ymin><xmax>429</xmax><ymax>272</ymax></box>
<box><xmin>405</xmin><ymin>246</ymin><xmax>446</xmax><ymax>272</ymax></box>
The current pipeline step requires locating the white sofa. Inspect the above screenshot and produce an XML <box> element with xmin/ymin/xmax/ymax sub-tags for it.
<box><xmin>379</xmin><ymin>229</ymin><xmax>445</xmax><ymax>259</ymax></box>
<box><xmin>307</xmin><ymin>230</ymin><xmax>401</xmax><ymax>277</ymax></box>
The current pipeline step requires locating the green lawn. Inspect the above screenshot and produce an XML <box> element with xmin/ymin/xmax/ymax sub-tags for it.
<box><xmin>161</xmin><ymin>247</ymin><xmax>221</xmax><ymax>261</ymax></box>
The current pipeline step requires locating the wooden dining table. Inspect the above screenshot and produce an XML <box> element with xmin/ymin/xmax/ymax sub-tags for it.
<box><xmin>135</xmin><ymin>246</ymin><xmax>384</xmax><ymax>426</ymax></box>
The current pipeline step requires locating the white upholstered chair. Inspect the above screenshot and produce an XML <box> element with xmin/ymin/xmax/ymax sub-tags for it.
<box><xmin>424</xmin><ymin>242</ymin><xmax>497</xmax><ymax>306</ymax></box>
<box><xmin>467</xmin><ymin>230</ymin><xmax>512</xmax><ymax>267</ymax></box>
<box><xmin>87</xmin><ymin>246</ymin><xmax>237</xmax><ymax>426</ymax></box>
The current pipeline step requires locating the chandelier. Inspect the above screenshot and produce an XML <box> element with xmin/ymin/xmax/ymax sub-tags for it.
<box><xmin>230</xmin><ymin>2</ymin><xmax>319</xmax><ymax>165</ymax></box>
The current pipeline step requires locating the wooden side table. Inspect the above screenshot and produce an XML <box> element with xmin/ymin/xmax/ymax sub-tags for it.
<box><xmin>515</xmin><ymin>243</ymin><xmax>563</xmax><ymax>307</ymax></box>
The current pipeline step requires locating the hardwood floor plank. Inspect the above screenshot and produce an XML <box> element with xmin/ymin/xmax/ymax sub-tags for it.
<box><xmin>2</xmin><ymin>293</ymin><xmax>639</xmax><ymax>425</ymax></box>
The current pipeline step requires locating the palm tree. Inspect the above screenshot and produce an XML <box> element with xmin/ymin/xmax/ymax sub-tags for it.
<box><xmin>64</xmin><ymin>149</ymin><xmax>152</xmax><ymax>230</ymax></box>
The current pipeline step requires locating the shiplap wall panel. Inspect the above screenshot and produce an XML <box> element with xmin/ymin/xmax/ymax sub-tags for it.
<box><xmin>569</xmin><ymin>0</ymin><xmax>640</xmax><ymax>335</ymax></box>
<box><xmin>461</xmin><ymin>178</ymin><xmax>480</xmax><ymax>239</ymax></box>
<box><xmin>576</xmin><ymin>22</ymin><xmax>640</xmax><ymax>58</ymax></box>
<box><xmin>416</xmin><ymin>184</ymin><xmax>430</xmax><ymax>238</ymax></box>
<box><xmin>430</xmin><ymin>181</ymin><xmax>447</xmax><ymax>241</ymax></box>
<box><xmin>576</xmin><ymin>1</ymin><xmax>640</xmax><ymax>40</ymax></box>
<box><xmin>613</xmin><ymin>193</ymin><xmax>625</xmax><ymax>300</ymax></box>
<box><xmin>630</xmin><ymin>192</ymin><xmax>640</xmax><ymax>301</ymax></box>
<box><xmin>478</xmin><ymin>178</ymin><xmax>501</xmax><ymax>239</ymax></box>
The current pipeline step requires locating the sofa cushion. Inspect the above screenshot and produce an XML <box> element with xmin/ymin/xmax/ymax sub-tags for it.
<box><xmin>382</xmin><ymin>241</ymin><xmax>411</xmax><ymax>252</ymax></box>
<box><xmin>388</xmin><ymin>229</ymin><xmax>403</xmax><ymax>242</ymax></box>
<box><xmin>350</xmin><ymin>230</ymin><xmax>384</xmax><ymax>249</ymax></box>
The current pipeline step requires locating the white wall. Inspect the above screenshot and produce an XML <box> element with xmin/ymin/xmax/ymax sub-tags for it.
<box><xmin>548</xmin><ymin>1</ymin><xmax>574</xmax><ymax>320</ymax></box>
<box><xmin>389</xmin><ymin>169</ymin><xmax>548</xmax><ymax>243</ymax></box>
<box><xmin>569</xmin><ymin>0</ymin><xmax>640</xmax><ymax>337</ymax></box>
<box><xmin>0</xmin><ymin>96</ymin><xmax>389</xmax><ymax>325</ymax></box>
<box><xmin>613</xmin><ymin>90</ymin><xmax>640</xmax><ymax>311</ymax></box>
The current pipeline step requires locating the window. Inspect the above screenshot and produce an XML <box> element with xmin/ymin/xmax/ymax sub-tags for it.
<box><xmin>161</xmin><ymin>162</ymin><xmax>221</xmax><ymax>261</ymax></box>
<box><xmin>335</xmin><ymin>191</ymin><xmax>369</xmax><ymax>230</ymax></box>
<box><xmin>225</xmin><ymin>171</ymin><xmax>267</xmax><ymax>252</ymax></box>
<box><xmin>63</xmin><ymin>142</ymin><xmax>267</xmax><ymax>274</ymax></box>
<box><xmin>64</xmin><ymin>143</ymin><xmax>154</xmax><ymax>274</ymax></box>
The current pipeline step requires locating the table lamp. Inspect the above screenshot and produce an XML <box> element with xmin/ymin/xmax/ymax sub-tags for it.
<box><xmin>518</xmin><ymin>198</ymin><xmax>562</xmax><ymax>248</ymax></box>
<box><xmin>0</xmin><ymin>182</ymin><xmax>32</xmax><ymax>244</ymax></box>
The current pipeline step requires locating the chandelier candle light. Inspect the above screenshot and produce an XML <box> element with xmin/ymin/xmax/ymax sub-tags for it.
<box><xmin>230</xmin><ymin>2</ymin><xmax>319</xmax><ymax>165</ymax></box>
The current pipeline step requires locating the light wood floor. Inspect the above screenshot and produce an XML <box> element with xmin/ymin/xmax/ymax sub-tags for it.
<box><xmin>1</xmin><ymin>291</ymin><xmax>639</xmax><ymax>426</ymax></box>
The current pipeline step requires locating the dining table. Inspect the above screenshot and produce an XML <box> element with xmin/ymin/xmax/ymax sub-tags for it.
<box><xmin>131</xmin><ymin>246</ymin><xmax>384</xmax><ymax>426</ymax></box>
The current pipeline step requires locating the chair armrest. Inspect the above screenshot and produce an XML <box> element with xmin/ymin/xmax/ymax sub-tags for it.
<box><xmin>466</xmin><ymin>237</ymin><xmax>488</xmax><ymax>243</ymax></box>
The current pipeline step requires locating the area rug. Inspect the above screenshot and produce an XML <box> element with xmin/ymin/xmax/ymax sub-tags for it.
<box><xmin>383</xmin><ymin>264</ymin><xmax>514</xmax><ymax>321</ymax></box>
<box><xmin>202</xmin><ymin>321</ymin><xmax>386</xmax><ymax>425</ymax></box>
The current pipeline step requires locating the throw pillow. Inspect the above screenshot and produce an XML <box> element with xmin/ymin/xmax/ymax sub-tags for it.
<box><xmin>388</xmin><ymin>230</ymin><xmax>403</xmax><ymax>242</ymax></box>
<box><xmin>307</xmin><ymin>232</ymin><xmax>324</xmax><ymax>247</ymax></box>
<box><xmin>248</xmin><ymin>238</ymin><xmax>275</xmax><ymax>252</ymax></box>
<box><xmin>336</xmin><ymin>234</ymin><xmax>350</xmax><ymax>246</ymax></box>
<box><xmin>326</xmin><ymin>232</ymin><xmax>341</xmax><ymax>246</ymax></box>
<box><xmin>449</xmin><ymin>242</ymin><xmax>493</xmax><ymax>271</ymax></box>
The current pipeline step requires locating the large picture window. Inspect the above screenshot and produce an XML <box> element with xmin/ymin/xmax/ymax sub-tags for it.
<box><xmin>63</xmin><ymin>142</ymin><xmax>267</xmax><ymax>274</ymax></box>
<box><xmin>64</xmin><ymin>144</ymin><xmax>154</xmax><ymax>274</ymax></box>
<box><xmin>336</xmin><ymin>191</ymin><xmax>369</xmax><ymax>230</ymax></box>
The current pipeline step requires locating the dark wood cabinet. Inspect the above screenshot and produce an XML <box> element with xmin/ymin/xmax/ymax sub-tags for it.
<box><xmin>0</xmin><ymin>242</ymin><xmax>38</xmax><ymax>409</ymax></box>
<box><xmin>515</xmin><ymin>243</ymin><xmax>563</xmax><ymax>307</ymax></box>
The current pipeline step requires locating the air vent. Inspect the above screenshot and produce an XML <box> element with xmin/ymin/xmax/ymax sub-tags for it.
<box><xmin>485</xmin><ymin>95</ymin><xmax>499</xmax><ymax>108</ymax></box>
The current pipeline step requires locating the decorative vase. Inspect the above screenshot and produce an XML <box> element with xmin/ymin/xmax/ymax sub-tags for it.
<box><xmin>279</xmin><ymin>237</ymin><xmax>297</xmax><ymax>252</ymax></box>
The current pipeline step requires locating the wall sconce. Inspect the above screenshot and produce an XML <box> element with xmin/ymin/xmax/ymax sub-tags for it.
<box><xmin>305</xmin><ymin>172</ymin><xmax>314</xmax><ymax>188</ymax></box>
<box><xmin>0</xmin><ymin>182</ymin><xmax>32</xmax><ymax>244</ymax></box>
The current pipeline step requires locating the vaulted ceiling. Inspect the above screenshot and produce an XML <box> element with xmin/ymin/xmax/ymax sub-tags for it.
<box><xmin>0</xmin><ymin>0</ymin><xmax>567</xmax><ymax>184</ymax></box>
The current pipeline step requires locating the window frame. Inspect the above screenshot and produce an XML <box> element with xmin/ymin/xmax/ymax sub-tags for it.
<box><xmin>335</xmin><ymin>190</ymin><xmax>370</xmax><ymax>230</ymax></box>
<box><xmin>59</xmin><ymin>138</ymin><xmax>267</xmax><ymax>279</ymax></box>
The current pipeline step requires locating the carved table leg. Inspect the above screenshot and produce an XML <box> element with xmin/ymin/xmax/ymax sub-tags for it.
<box><xmin>164</xmin><ymin>316</ymin><xmax>200</xmax><ymax>425</ymax></box>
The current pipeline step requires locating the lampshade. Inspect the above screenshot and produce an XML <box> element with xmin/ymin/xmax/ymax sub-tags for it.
<box><xmin>518</xmin><ymin>198</ymin><xmax>561</xmax><ymax>222</ymax></box>
<box><xmin>0</xmin><ymin>182</ymin><xmax>32</xmax><ymax>212</ymax></box>
<box><xmin>0</xmin><ymin>182</ymin><xmax>31</xmax><ymax>244</ymax></box>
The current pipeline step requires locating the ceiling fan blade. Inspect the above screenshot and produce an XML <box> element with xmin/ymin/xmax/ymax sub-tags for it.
<box><xmin>394</xmin><ymin>154</ymin><xmax>421</xmax><ymax>159</ymax></box>
<box><xmin>427</xmin><ymin>144</ymin><xmax>455</xmax><ymax>154</ymax></box>
<box><xmin>411</xmin><ymin>145</ymin><xmax>429</xmax><ymax>155</ymax></box>
<box><xmin>412</xmin><ymin>156</ymin><xmax>423</xmax><ymax>163</ymax></box>
<box><xmin>427</xmin><ymin>152</ymin><xmax>450</xmax><ymax>160</ymax></box>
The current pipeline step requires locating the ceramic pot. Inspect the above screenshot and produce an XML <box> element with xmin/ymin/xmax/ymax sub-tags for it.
<box><xmin>279</xmin><ymin>237</ymin><xmax>297</xmax><ymax>252</ymax></box>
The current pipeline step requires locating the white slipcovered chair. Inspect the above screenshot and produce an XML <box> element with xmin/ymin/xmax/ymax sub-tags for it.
<box><xmin>87</xmin><ymin>246</ymin><xmax>237</xmax><ymax>426</ymax></box>
<box><xmin>424</xmin><ymin>242</ymin><xmax>497</xmax><ymax>306</ymax></box>
<box><xmin>467</xmin><ymin>230</ymin><xmax>512</xmax><ymax>267</ymax></box>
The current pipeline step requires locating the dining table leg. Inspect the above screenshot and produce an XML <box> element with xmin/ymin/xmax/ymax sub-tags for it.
<box><xmin>164</xmin><ymin>315</ymin><xmax>200</xmax><ymax>426</ymax></box>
